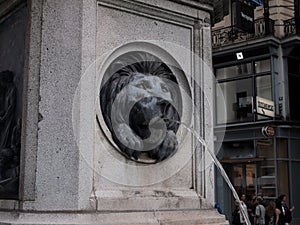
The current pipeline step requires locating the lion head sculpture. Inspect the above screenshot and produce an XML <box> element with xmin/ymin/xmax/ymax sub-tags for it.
<box><xmin>100</xmin><ymin>52</ymin><xmax>182</xmax><ymax>163</ymax></box>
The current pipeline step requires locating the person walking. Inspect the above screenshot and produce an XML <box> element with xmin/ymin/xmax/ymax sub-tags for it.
<box><xmin>239</xmin><ymin>194</ymin><xmax>248</xmax><ymax>225</ymax></box>
<box><xmin>255</xmin><ymin>197</ymin><xmax>266</xmax><ymax>225</ymax></box>
<box><xmin>257</xmin><ymin>191</ymin><xmax>267</xmax><ymax>207</ymax></box>
<box><xmin>232</xmin><ymin>203</ymin><xmax>242</xmax><ymax>225</ymax></box>
<box><xmin>265</xmin><ymin>200</ymin><xmax>276</xmax><ymax>225</ymax></box>
<box><xmin>275</xmin><ymin>194</ymin><xmax>295</xmax><ymax>225</ymax></box>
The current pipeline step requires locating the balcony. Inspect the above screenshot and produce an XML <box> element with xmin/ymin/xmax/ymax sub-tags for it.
<box><xmin>284</xmin><ymin>18</ymin><xmax>296</xmax><ymax>37</ymax></box>
<box><xmin>212</xmin><ymin>18</ymin><xmax>275</xmax><ymax>48</ymax></box>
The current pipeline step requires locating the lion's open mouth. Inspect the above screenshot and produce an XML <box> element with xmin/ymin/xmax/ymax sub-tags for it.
<box><xmin>129</xmin><ymin>97</ymin><xmax>169</xmax><ymax>138</ymax></box>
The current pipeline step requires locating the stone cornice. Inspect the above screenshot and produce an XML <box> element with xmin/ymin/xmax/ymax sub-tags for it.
<box><xmin>171</xmin><ymin>0</ymin><xmax>213</xmax><ymax>12</ymax></box>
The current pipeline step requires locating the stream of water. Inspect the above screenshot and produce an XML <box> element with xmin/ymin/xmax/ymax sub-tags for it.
<box><xmin>178</xmin><ymin>122</ymin><xmax>251</xmax><ymax>225</ymax></box>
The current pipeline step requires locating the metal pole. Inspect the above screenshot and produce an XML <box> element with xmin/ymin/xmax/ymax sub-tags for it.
<box><xmin>263</xmin><ymin>0</ymin><xmax>270</xmax><ymax>34</ymax></box>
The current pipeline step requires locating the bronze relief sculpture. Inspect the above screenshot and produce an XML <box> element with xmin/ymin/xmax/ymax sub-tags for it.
<box><xmin>0</xmin><ymin>71</ymin><xmax>20</xmax><ymax>198</ymax></box>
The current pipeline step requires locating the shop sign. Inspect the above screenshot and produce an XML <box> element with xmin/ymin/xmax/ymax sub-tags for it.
<box><xmin>256</xmin><ymin>96</ymin><xmax>275</xmax><ymax>118</ymax></box>
<box><xmin>262</xmin><ymin>126</ymin><xmax>275</xmax><ymax>137</ymax></box>
<box><xmin>234</xmin><ymin>1</ymin><xmax>255</xmax><ymax>33</ymax></box>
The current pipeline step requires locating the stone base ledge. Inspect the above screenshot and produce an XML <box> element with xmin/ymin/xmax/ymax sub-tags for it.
<box><xmin>96</xmin><ymin>190</ymin><xmax>202</xmax><ymax>211</ymax></box>
<box><xmin>0</xmin><ymin>200</ymin><xmax>18</xmax><ymax>210</ymax></box>
<box><xmin>0</xmin><ymin>209</ymin><xmax>228</xmax><ymax>225</ymax></box>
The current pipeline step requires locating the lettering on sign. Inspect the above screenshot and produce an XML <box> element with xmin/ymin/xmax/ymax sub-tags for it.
<box><xmin>256</xmin><ymin>96</ymin><xmax>275</xmax><ymax>118</ymax></box>
<box><xmin>241</xmin><ymin>12</ymin><xmax>254</xmax><ymax>22</ymax></box>
<box><xmin>233</xmin><ymin>1</ymin><xmax>255</xmax><ymax>33</ymax></box>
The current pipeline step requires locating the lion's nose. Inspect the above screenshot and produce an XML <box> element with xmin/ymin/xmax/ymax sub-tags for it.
<box><xmin>139</xmin><ymin>98</ymin><xmax>162</xmax><ymax>115</ymax></box>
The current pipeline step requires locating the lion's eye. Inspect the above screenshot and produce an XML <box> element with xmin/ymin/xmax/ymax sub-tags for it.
<box><xmin>136</xmin><ymin>83</ymin><xmax>146</xmax><ymax>89</ymax></box>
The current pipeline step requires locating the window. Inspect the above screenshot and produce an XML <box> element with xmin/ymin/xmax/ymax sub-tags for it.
<box><xmin>221</xmin><ymin>141</ymin><xmax>254</xmax><ymax>159</ymax></box>
<box><xmin>256</xmin><ymin>139</ymin><xmax>276</xmax><ymax>199</ymax></box>
<box><xmin>277</xmin><ymin>160</ymin><xmax>289</xmax><ymax>201</ymax></box>
<box><xmin>290</xmin><ymin>139</ymin><xmax>300</xmax><ymax>159</ymax></box>
<box><xmin>256</xmin><ymin>139</ymin><xmax>273</xmax><ymax>158</ymax></box>
<box><xmin>218</xmin><ymin>79</ymin><xmax>253</xmax><ymax>123</ymax></box>
<box><xmin>216</xmin><ymin>63</ymin><xmax>252</xmax><ymax>80</ymax></box>
<box><xmin>276</xmin><ymin>139</ymin><xmax>288</xmax><ymax>158</ymax></box>
<box><xmin>256</xmin><ymin>75</ymin><xmax>272</xmax><ymax>99</ymax></box>
<box><xmin>288</xmin><ymin>57</ymin><xmax>300</xmax><ymax>121</ymax></box>
<box><xmin>216</xmin><ymin>59</ymin><xmax>272</xmax><ymax>124</ymax></box>
<box><xmin>232</xmin><ymin>164</ymin><xmax>256</xmax><ymax>198</ymax></box>
<box><xmin>257</xmin><ymin>160</ymin><xmax>276</xmax><ymax>199</ymax></box>
<box><xmin>276</xmin><ymin>139</ymin><xmax>289</xmax><ymax>203</ymax></box>
<box><xmin>255</xmin><ymin>59</ymin><xmax>271</xmax><ymax>73</ymax></box>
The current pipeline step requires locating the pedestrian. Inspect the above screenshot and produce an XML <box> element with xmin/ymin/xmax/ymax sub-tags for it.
<box><xmin>275</xmin><ymin>194</ymin><xmax>295</xmax><ymax>225</ymax></box>
<box><xmin>232</xmin><ymin>202</ymin><xmax>242</xmax><ymax>225</ymax></box>
<box><xmin>239</xmin><ymin>194</ymin><xmax>248</xmax><ymax>225</ymax></box>
<box><xmin>249</xmin><ymin>195</ymin><xmax>257</xmax><ymax>225</ymax></box>
<box><xmin>255</xmin><ymin>197</ymin><xmax>266</xmax><ymax>225</ymax></box>
<box><xmin>258</xmin><ymin>190</ymin><xmax>267</xmax><ymax>207</ymax></box>
<box><xmin>265</xmin><ymin>200</ymin><xmax>275</xmax><ymax>225</ymax></box>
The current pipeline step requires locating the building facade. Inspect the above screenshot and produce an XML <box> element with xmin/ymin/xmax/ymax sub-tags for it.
<box><xmin>213</xmin><ymin>0</ymin><xmax>300</xmax><ymax>224</ymax></box>
<box><xmin>0</xmin><ymin>0</ymin><xmax>228</xmax><ymax>224</ymax></box>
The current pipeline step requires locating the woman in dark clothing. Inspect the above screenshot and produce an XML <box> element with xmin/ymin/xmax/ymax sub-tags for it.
<box><xmin>275</xmin><ymin>195</ymin><xmax>294</xmax><ymax>225</ymax></box>
<box><xmin>232</xmin><ymin>205</ymin><xmax>242</xmax><ymax>225</ymax></box>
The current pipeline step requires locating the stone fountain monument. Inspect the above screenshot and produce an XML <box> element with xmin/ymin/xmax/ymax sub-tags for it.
<box><xmin>0</xmin><ymin>0</ymin><xmax>228</xmax><ymax>224</ymax></box>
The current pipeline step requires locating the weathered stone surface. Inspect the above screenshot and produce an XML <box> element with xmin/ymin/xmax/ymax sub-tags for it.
<box><xmin>0</xmin><ymin>210</ymin><xmax>228</xmax><ymax>225</ymax></box>
<box><xmin>93</xmin><ymin>0</ymin><xmax>215</xmax><ymax>212</ymax></box>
